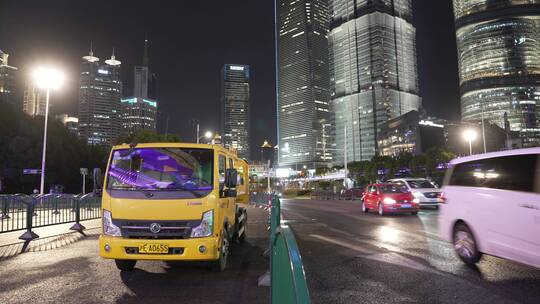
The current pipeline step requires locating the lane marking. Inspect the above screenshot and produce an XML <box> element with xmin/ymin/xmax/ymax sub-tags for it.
<box><xmin>310</xmin><ymin>234</ymin><xmax>438</xmax><ymax>274</ymax></box>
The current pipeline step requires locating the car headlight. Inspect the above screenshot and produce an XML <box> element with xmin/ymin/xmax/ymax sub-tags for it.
<box><xmin>103</xmin><ymin>209</ymin><xmax>121</xmax><ymax>237</ymax></box>
<box><xmin>383</xmin><ymin>197</ymin><xmax>396</xmax><ymax>205</ymax></box>
<box><xmin>413</xmin><ymin>192</ymin><xmax>423</xmax><ymax>198</ymax></box>
<box><xmin>412</xmin><ymin>198</ymin><xmax>420</xmax><ymax>204</ymax></box>
<box><xmin>190</xmin><ymin>209</ymin><xmax>214</xmax><ymax>238</ymax></box>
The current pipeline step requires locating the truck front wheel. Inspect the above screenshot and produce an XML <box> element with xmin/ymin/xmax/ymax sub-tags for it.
<box><xmin>115</xmin><ymin>259</ymin><xmax>136</xmax><ymax>271</ymax></box>
<box><xmin>213</xmin><ymin>229</ymin><xmax>229</xmax><ymax>272</ymax></box>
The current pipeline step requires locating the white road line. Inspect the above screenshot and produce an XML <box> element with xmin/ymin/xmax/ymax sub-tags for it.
<box><xmin>310</xmin><ymin>234</ymin><xmax>438</xmax><ymax>274</ymax></box>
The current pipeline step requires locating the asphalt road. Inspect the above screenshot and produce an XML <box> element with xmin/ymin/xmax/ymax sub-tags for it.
<box><xmin>281</xmin><ymin>198</ymin><xmax>540</xmax><ymax>304</ymax></box>
<box><xmin>0</xmin><ymin>206</ymin><xmax>269</xmax><ymax>304</ymax></box>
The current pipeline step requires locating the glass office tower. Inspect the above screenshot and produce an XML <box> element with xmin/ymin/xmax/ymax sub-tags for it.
<box><xmin>78</xmin><ymin>49</ymin><xmax>122</xmax><ymax>146</ymax></box>
<box><xmin>329</xmin><ymin>0</ymin><xmax>421</xmax><ymax>163</ymax></box>
<box><xmin>221</xmin><ymin>64</ymin><xmax>250</xmax><ymax>160</ymax></box>
<box><xmin>454</xmin><ymin>1</ymin><xmax>540</xmax><ymax>147</ymax></box>
<box><xmin>276</xmin><ymin>0</ymin><xmax>332</xmax><ymax>169</ymax></box>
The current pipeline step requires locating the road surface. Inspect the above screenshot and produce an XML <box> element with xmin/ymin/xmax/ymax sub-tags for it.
<box><xmin>0</xmin><ymin>206</ymin><xmax>269</xmax><ymax>304</ymax></box>
<box><xmin>281</xmin><ymin>198</ymin><xmax>540</xmax><ymax>304</ymax></box>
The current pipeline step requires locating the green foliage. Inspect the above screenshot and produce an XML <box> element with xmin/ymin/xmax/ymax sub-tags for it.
<box><xmin>116</xmin><ymin>129</ymin><xmax>180</xmax><ymax>145</ymax></box>
<box><xmin>343</xmin><ymin>148</ymin><xmax>456</xmax><ymax>182</ymax></box>
<box><xmin>0</xmin><ymin>103</ymin><xmax>108</xmax><ymax>194</ymax></box>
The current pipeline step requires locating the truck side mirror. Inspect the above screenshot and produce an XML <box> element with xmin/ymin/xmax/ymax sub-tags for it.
<box><xmin>225</xmin><ymin>168</ymin><xmax>238</xmax><ymax>189</ymax></box>
<box><xmin>93</xmin><ymin>168</ymin><xmax>103</xmax><ymax>196</ymax></box>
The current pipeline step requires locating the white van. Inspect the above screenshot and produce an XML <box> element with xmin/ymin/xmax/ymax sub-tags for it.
<box><xmin>440</xmin><ymin>148</ymin><xmax>540</xmax><ymax>268</ymax></box>
<box><xmin>388</xmin><ymin>178</ymin><xmax>442</xmax><ymax>208</ymax></box>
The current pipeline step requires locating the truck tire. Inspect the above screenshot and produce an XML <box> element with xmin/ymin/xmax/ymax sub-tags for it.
<box><xmin>213</xmin><ymin>229</ymin><xmax>229</xmax><ymax>272</ymax></box>
<box><xmin>115</xmin><ymin>259</ymin><xmax>136</xmax><ymax>271</ymax></box>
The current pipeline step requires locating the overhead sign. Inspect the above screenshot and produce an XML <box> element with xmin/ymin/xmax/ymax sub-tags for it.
<box><xmin>23</xmin><ymin>169</ymin><xmax>41</xmax><ymax>175</ymax></box>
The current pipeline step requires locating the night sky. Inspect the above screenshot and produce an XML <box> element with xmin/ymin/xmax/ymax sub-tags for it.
<box><xmin>0</xmin><ymin>0</ymin><xmax>460</xmax><ymax>160</ymax></box>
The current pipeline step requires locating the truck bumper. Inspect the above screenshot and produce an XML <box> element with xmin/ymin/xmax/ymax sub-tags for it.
<box><xmin>99</xmin><ymin>235</ymin><xmax>220</xmax><ymax>261</ymax></box>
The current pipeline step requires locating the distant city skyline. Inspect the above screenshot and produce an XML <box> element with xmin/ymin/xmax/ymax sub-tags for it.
<box><xmin>1</xmin><ymin>1</ymin><xmax>482</xmax><ymax>160</ymax></box>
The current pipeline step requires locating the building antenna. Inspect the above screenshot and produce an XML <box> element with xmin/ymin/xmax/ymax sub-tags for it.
<box><xmin>143</xmin><ymin>34</ymin><xmax>149</xmax><ymax>67</ymax></box>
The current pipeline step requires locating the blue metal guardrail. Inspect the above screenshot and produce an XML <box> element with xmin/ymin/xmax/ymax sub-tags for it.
<box><xmin>251</xmin><ymin>192</ymin><xmax>310</xmax><ymax>304</ymax></box>
<box><xmin>0</xmin><ymin>193</ymin><xmax>101</xmax><ymax>241</ymax></box>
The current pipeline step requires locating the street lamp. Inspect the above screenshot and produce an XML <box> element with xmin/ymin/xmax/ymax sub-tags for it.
<box><xmin>463</xmin><ymin>129</ymin><xmax>477</xmax><ymax>156</ymax></box>
<box><xmin>197</xmin><ymin>131</ymin><xmax>213</xmax><ymax>144</ymax></box>
<box><xmin>33</xmin><ymin>67</ymin><xmax>64</xmax><ymax>195</ymax></box>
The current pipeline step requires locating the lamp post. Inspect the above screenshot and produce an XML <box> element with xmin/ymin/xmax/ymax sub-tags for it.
<box><xmin>33</xmin><ymin>67</ymin><xmax>64</xmax><ymax>195</ymax></box>
<box><xmin>197</xmin><ymin>131</ymin><xmax>213</xmax><ymax>144</ymax></box>
<box><xmin>463</xmin><ymin>129</ymin><xmax>478</xmax><ymax>156</ymax></box>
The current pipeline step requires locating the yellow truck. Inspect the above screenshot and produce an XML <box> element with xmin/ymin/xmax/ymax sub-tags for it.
<box><xmin>97</xmin><ymin>142</ymin><xmax>249</xmax><ymax>271</ymax></box>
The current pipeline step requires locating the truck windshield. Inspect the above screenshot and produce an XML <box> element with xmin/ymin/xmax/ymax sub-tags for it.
<box><xmin>107</xmin><ymin>147</ymin><xmax>213</xmax><ymax>196</ymax></box>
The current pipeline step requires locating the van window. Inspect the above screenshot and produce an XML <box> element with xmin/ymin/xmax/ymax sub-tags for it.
<box><xmin>449</xmin><ymin>154</ymin><xmax>537</xmax><ymax>193</ymax></box>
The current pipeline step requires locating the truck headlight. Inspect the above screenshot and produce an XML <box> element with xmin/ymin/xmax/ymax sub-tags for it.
<box><xmin>103</xmin><ymin>209</ymin><xmax>121</xmax><ymax>237</ymax></box>
<box><xmin>190</xmin><ymin>210</ymin><xmax>214</xmax><ymax>238</ymax></box>
<box><xmin>383</xmin><ymin>197</ymin><xmax>396</xmax><ymax>205</ymax></box>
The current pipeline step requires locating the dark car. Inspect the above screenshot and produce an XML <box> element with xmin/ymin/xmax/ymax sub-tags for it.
<box><xmin>340</xmin><ymin>187</ymin><xmax>364</xmax><ymax>200</ymax></box>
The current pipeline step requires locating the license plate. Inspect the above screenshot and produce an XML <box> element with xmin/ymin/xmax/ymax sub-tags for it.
<box><xmin>139</xmin><ymin>244</ymin><xmax>169</xmax><ymax>254</ymax></box>
<box><xmin>401</xmin><ymin>204</ymin><xmax>411</xmax><ymax>208</ymax></box>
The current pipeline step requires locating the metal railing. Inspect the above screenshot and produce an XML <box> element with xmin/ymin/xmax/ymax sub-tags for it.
<box><xmin>252</xmin><ymin>192</ymin><xmax>310</xmax><ymax>304</ymax></box>
<box><xmin>310</xmin><ymin>190</ymin><xmax>338</xmax><ymax>200</ymax></box>
<box><xmin>0</xmin><ymin>193</ymin><xmax>101</xmax><ymax>241</ymax></box>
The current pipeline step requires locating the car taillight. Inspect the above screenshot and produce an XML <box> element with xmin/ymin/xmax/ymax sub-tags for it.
<box><xmin>438</xmin><ymin>192</ymin><xmax>447</xmax><ymax>204</ymax></box>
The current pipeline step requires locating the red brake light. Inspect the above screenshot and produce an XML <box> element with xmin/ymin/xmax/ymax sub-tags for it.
<box><xmin>438</xmin><ymin>192</ymin><xmax>447</xmax><ymax>204</ymax></box>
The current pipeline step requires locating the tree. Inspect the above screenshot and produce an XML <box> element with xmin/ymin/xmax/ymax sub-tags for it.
<box><xmin>116</xmin><ymin>129</ymin><xmax>181</xmax><ymax>144</ymax></box>
<box><xmin>0</xmin><ymin>103</ymin><xmax>108</xmax><ymax>193</ymax></box>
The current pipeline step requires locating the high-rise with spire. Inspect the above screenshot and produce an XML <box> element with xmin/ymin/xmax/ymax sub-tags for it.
<box><xmin>121</xmin><ymin>38</ymin><xmax>158</xmax><ymax>135</ymax></box>
<box><xmin>78</xmin><ymin>45</ymin><xmax>122</xmax><ymax>145</ymax></box>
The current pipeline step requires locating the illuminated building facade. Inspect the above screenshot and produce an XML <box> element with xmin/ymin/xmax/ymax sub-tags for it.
<box><xmin>276</xmin><ymin>0</ymin><xmax>332</xmax><ymax>169</ymax></box>
<box><xmin>454</xmin><ymin>0</ymin><xmax>540</xmax><ymax>146</ymax></box>
<box><xmin>0</xmin><ymin>50</ymin><xmax>18</xmax><ymax>107</ymax></box>
<box><xmin>78</xmin><ymin>49</ymin><xmax>122</xmax><ymax>146</ymax></box>
<box><xmin>121</xmin><ymin>97</ymin><xmax>157</xmax><ymax>133</ymax></box>
<box><xmin>22</xmin><ymin>83</ymin><xmax>46</xmax><ymax>117</ymax></box>
<box><xmin>221</xmin><ymin>64</ymin><xmax>250</xmax><ymax>160</ymax></box>
<box><xmin>329</xmin><ymin>0</ymin><xmax>421</xmax><ymax>162</ymax></box>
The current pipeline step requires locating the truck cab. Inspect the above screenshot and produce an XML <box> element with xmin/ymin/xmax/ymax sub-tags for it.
<box><xmin>98</xmin><ymin>143</ymin><xmax>249</xmax><ymax>271</ymax></box>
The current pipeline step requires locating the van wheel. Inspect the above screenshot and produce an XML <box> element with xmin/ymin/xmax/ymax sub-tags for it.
<box><xmin>361</xmin><ymin>202</ymin><xmax>369</xmax><ymax>213</ymax></box>
<box><xmin>115</xmin><ymin>259</ymin><xmax>136</xmax><ymax>271</ymax></box>
<box><xmin>453</xmin><ymin>223</ymin><xmax>482</xmax><ymax>265</ymax></box>
<box><xmin>378</xmin><ymin>203</ymin><xmax>385</xmax><ymax>216</ymax></box>
<box><xmin>213</xmin><ymin>229</ymin><xmax>229</xmax><ymax>272</ymax></box>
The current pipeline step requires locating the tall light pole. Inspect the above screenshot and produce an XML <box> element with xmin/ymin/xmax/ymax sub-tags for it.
<box><xmin>33</xmin><ymin>67</ymin><xmax>64</xmax><ymax>195</ymax></box>
<box><xmin>481</xmin><ymin>103</ymin><xmax>487</xmax><ymax>153</ymax></box>
<box><xmin>463</xmin><ymin>129</ymin><xmax>478</xmax><ymax>156</ymax></box>
<box><xmin>197</xmin><ymin>131</ymin><xmax>213</xmax><ymax>144</ymax></box>
<box><xmin>344</xmin><ymin>125</ymin><xmax>348</xmax><ymax>178</ymax></box>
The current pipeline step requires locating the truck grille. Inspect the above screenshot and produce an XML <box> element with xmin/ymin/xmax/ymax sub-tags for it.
<box><xmin>113</xmin><ymin>219</ymin><xmax>201</xmax><ymax>239</ymax></box>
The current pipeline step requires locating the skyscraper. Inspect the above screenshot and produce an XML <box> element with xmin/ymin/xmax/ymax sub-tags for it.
<box><xmin>121</xmin><ymin>97</ymin><xmax>157</xmax><ymax>133</ymax></box>
<box><xmin>276</xmin><ymin>0</ymin><xmax>332</xmax><ymax>169</ymax></box>
<box><xmin>328</xmin><ymin>0</ymin><xmax>421</xmax><ymax>163</ymax></box>
<box><xmin>78</xmin><ymin>48</ymin><xmax>122</xmax><ymax>146</ymax></box>
<box><xmin>22</xmin><ymin>83</ymin><xmax>46</xmax><ymax>117</ymax></box>
<box><xmin>122</xmin><ymin>39</ymin><xmax>158</xmax><ymax>135</ymax></box>
<box><xmin>453</xmin><ymin>1</ymin><xmax>540</xmax><ymax>147</ymax></box>
<box><xmin>221</xmin><ymin>64</ymin><xmax>250</xmax><ymax>160</ymax></box>
<box><xmin>0</xmin><ymin>50</ymin><xmax>18</xmax><ymax>107</ymax></box>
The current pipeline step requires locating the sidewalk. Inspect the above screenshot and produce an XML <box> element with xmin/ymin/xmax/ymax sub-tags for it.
<box><xmin>0</xmin><ymin>219</ymin><xmax>101</xmax><ymax>261</ymax></box>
